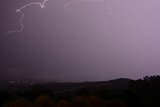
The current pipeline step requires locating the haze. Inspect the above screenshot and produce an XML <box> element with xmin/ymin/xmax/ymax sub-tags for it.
<box><xmin>0</xmin><ymin>0</ymin><xmax>160</xmax><ymax>82</ymax></box>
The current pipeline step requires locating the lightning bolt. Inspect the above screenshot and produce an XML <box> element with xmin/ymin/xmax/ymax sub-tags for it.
<box><xmin>142</xmin><ymin>26</ymin><xmax>160</xmax><ymax>41</ymax></box>
<box><xmin>6</xmin><ymin>0</ymin><xmax>112</xmax><ymax>36</ymax></box>
<box><xmin>64</xmin><ymin>0</ymin><xmax>112</xmax><ymax>15</ymax></box>
<box><xmin>5</xmin><ymin>0</ymin><xmax>48</xmax><ymax>36</ymax></box>
<box><xmin>106</xmin><ymin>0</ymin><xmax>112</xmax><ymax>15</ymax></box>
<box><xmin>128</xmin><ymin>1</ymin><xmax>160</xmax><ymax>41</ymax></box>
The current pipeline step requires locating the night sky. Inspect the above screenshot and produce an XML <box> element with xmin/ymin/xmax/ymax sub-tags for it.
<box><xmin>1</xmin><ymin>0</ymin><xmax>160</xmax><ymax>82</ymax></box>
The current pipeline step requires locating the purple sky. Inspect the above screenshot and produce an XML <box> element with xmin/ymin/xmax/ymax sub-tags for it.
<box><xmin>0</xmin><ymin>0</ymin><xmax>160</xmax><ymax>81</ymax></box>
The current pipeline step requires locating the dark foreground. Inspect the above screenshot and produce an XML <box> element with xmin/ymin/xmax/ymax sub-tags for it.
<box><xmin>0</xmin><ymin>75</ymin><xmax>160</xmax><ymax>107</ymax></box>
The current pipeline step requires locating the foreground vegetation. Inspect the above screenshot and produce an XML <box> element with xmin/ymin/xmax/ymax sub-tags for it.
<box><xmin>1</xmin><ymin>75</ymin><xmax>160</xmax><ymax>107</ymax></box>
<box><xmin>3</xmin><ymin>96</ymin><xmax>125</xmax><ymax>107</ymax></box>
